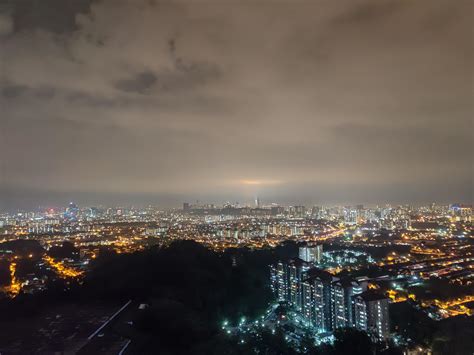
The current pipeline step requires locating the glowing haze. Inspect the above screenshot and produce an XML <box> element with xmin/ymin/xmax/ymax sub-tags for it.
<box><xmin>0</xmin><ymin>0</ymin><xmax>472</xmax><ymax>210</ymax></box>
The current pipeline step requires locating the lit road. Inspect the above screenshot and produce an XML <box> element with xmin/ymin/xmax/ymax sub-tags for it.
<box><xmin>43</xmin><ymin>255</ymin><xmax>83</xmax><ymax>278</ymax></box>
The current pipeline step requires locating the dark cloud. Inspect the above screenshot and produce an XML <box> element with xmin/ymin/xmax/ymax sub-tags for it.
<box><xmin>1</xmin><ymin>84</ymin><xmax>28</xmax><ymax>98</ymax></box>
<box><xmin>6</xmin><ymin>0</ymin><xmax>95</xmax><ymax>34</ymax></box>
<box><xmin>0</xmin><ymin>0</ymin><xmax>472</xmax><ymax>211</ymax></box>
<box><xmin>115</xmin><ymin>71</ymin><xmax>157</xmax><ymax>94</ymax></box>
<box><xmin>332</xmin><ymin>0</ymin><xmax>403</xmax><ymax>25</ymax></box>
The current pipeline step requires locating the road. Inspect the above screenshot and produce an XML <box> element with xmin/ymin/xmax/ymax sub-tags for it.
<box><xmin>75</xmin><ymin>300</ymin><xmax>135</xmax><ymax>355</ymax></box>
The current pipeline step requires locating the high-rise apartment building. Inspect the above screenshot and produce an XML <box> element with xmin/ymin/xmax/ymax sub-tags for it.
<box><xmin>271</xmin><ymin>262</ymin><xmax>390</xmax><ymax>340</ymax></box>
<box><xmin>369</xmin><ymin>296</ymin><xmax>390</xmax><ymax>340</ymax></box>
<box><xmin>299</xmin><ymin>244</ymin><xmax>323</xmax><ymax>263</ymax></box>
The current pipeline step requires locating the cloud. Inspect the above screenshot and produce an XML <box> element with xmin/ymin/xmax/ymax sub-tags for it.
<box><xmin>0</xmin><ymin>0</ymin><xmax>472</xmax><ymax>210</ymax></box>
<box><xmin>115</xmin><ymin>71</ymin><xmax>158</xmax><ymax>94</ymax></box>
<box><xmin>0</xmin><ymin>13</ymin><xmax>13</xmax><ymax>35</ymax></box>
<box><xmin>6</xmin><ymin>0</ymin><xmax>94</xmax><ymax>34</ymax></box>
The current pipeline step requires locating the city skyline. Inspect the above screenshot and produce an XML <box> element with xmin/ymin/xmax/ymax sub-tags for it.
<box><xmin>0</xmin><ymin>198</ymin><xmax>471</xmax><ymax>214</ymax></box>
<box><xmin>1</xmin><ymin>0</ymin><xmax>472</xmax><ymax>210</ymax></box>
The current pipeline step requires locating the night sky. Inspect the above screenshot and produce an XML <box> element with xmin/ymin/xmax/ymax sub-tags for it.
<box><xmin>0</xmin><ymin>0</ymin><xmax>472</xmax><ymax>210</ymax></box>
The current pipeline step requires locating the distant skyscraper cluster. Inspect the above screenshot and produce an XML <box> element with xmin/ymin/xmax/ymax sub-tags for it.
<box><xmin>64</xmin><ymin>202</ymin><xmax>79</xmax><ymax>221</ymax></box>
<box><xmin>270</xmin><ymin>256</ymin><xmax>390</xmax><ymax>341</ymax></box>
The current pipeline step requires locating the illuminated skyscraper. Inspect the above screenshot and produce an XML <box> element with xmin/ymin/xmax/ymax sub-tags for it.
<box><xmin>331</xmin><ymin>281</ymin><xmax>347</xmax><ymax>329</ymax></box>
<box><xmin>64</xmin><ymin>202</ymin><xmax>79</xmax><ymax>220</ymax></box>
<box><xmin>287</xmin><ymin>259</ymin><xmax>311</xmax><ymax>310</ymax></box>
<box><xmin>353</xmin><ymin>292</ymin><xmax>390</xmax><ymax>341</ymax></box>
<box><xmin>299</xmin><ymin>244</ymin><xmax>323</xmax><ymax>263</ymax></box>
<box><xmin>270</xmin><ymin>261</ymin><xmax>289</xmax><ymax>302</ymax></box>
<box><xmin>255</xmin><ymin>197</ymin><xmax>260</xmax><ymax>208</ymax></box>
<box><xmin>303</xmin><ymin>268</ymin><xmax>334</xmax><ymax>332</ymax></box>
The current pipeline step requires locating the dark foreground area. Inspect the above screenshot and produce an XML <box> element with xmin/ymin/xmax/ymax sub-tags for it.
<box><xmin>0</xmin><ymin>240</ymin><xmax>472</xmax><ymax>354</ymax></box>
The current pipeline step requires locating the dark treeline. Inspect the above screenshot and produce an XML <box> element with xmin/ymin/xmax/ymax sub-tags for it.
<box><xmin>0</xmin><ymin>240</ymin><xmax>298</xmax><ymax>316</ymax></box>
<box><xmin>0</xmin><ymin>241</ymin><xmax>296</xmax><ymax>353</ymax></box>
<box><xmin>0</xmin><ymin>260</ymin><xmax>10</xmax><ymax>286</ymax></box>
<box><xmin>48</xmin><ymin>241</ymin><xmax>79</xmax><ymax>260</ymax></box>
<box><xmin>0</xmin><ymin>239</ymin><xmax>44</xmax><ymax>257</ymax></box>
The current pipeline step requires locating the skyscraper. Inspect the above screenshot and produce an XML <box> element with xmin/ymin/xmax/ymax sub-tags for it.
<box><xmin>304</xmin><ymin>268</ymin><xmax>334</xmax><ymax>332</ymax></box>
<box><xmin>272</xmin><ymin>261</ymin><xmax>288</xmax><ymax>302</ymax></box>
<box><xmin>353</xmin><ymin>292</ymin><xmax>390</xmax><ymax>341</ymax></box>
<box><xmin>255</xmin><ymin>197</ymin><xmax>260</xmax><ymax>208</ymax></box>
<box><xmin>64</xmin><ymin>202</ymin><xmax>79</xmax><ymax>220</ymax></box>
<box><xmin>343</xmin><ymin>279</ymin><xmax>366</xmax><ymax>327</ymax></box>
<box><xmin>287</xmin><ymin>259</ymin><xmax>311</xmax><ymax>310</ymax></box>
<box><xmin>331</xmin><ymin>281</ymin><xmax>347</xmax><ymax>329</ymax></box>
<box><xmin>299</xmin><ymin>244</ymin><xmax>323</xmax><ymax>263</ymax></box>
<box><xmin>301</xmin><ymin>279</ymin><xmax>314</xmax><ymax>326</ymax></box>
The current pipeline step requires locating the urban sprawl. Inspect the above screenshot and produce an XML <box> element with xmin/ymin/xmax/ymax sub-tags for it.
<box><xmin>0</xmin><ymin>201</ymin><xmax>472</xmax><ymax>353</ymax></box>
